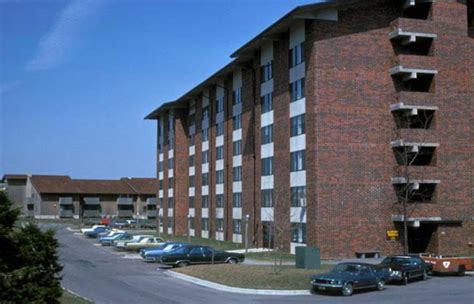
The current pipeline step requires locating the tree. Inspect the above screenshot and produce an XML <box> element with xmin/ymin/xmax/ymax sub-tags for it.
<box><xmin>392</xmin><ymin>107</ymin><xmax>436</xmax><ymax>254</ymax></box>
<box><xmin>0</xmin><ymin>191</ymin><xmax>63</xmax><ymax>303</ymax></box>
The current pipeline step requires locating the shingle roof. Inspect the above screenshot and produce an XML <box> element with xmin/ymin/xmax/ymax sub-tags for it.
<box><xmin>121</xmin><ymin>178</ymin><xmax>157</xmax><ymax>195</ymax></box>
<box><xmin>30</xmin><ymin>175</ymin><xmax>80</xmax><ymax>194</ymax></box>
<box><xmin>72</xmin><ymin>179</ymin><xmax>136</xmax><ymax>195</ymax></box>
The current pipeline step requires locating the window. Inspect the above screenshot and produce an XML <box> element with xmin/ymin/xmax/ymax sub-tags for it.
<box><xmin>189</xmin><ymin>217</ymin><xmax>195</xmax><ymax>229</ymax></box>
<box><xmin>189</xmin><ymin>175</ymin><xmax>195</xmax><ymax>188</ymax></box>
<box><xmin>261</xmin><ymin>125</ymin><xmax>273</xmax><ymax>144</ymax></box>
<box><xmin>233</xmin><ymin>140</ymin><xmax>242</xmax><ymax>156</ymax></box>
<box><xmin>189</xmin><ymin>135</ymin><xmax>195</xmax><ymax>146</ymax></box>
<box><xmin>290</xmin><ymin>150</ymin><xmax>305</xmax><ymax>172</ymax></box>
<box><xmin>232</xmin><ymin>166</ymin><xmax>242</xmax><ymax>182</ymax></box>
<box><xmin>232</xmin><ymin>193</ymin><xmax>242</xmax><ymax>207</ymax></box>
<box><xmin>216</xmin><ymin>170</ymin><xmax>224</xmax><ymax>184</ymax></box>
<box><xmin>202</xmin><ymin>195</ymin><xmax>209</xmax><ymax>208</ymax></box>
<box><xmin>291</xmin><ymin>223</ymin><xmax>306</xmax><ymax>243</ymax></box>
<box><xmin>233</xmin><ymin>114</ymin><xmax>242</xmax><ymax>130</ymax></box>
<box><xmin>216</xmin><ymin>146</ymin><xmax>224</xmax><ymax>160</ymax></box>
<box><xmin>232</xmin><ymin>88</ymin><xmax>241</xmax><ymax>105</ymax></box>
<box><xmin>216</xmin><ymin>97</ymin><xmax>224</xmax><ymax>113</ymax></box>
<box><xmin>291</xmin><ymin>114</ymin><xmax>305</xmax><ymax>137</ymax></box>
<box><xmin>158</xmin><ymin>161</ymin><xmax>164</xmax><ymax>172</ymax></box>
<box><xmin>261</xmin><ymin>93</ymin><xmax>273</xmax><ymax>114</ymax></box>
<box><xmin>202</xmin><ymin>150</ymin><xmax>209</xmax><ymax>164</ymax></box>
<box><xmin>168</xmin><ymin>217</ymin><xmax>174</xmax><ymax>229</ymax></box>
<box><xmin>168</xmin><ymin>177</ymin><xmax>174</xmax><ymax>188</ymax></box>
<box><xmin>168</xmin><ymin>197</ymin><xmax>174</xmax><ymax>208</ymax></box>
<box><xmin>202</xmin><ymin>218</ymin><xmax>209</xmax><ymax>231</ymax></box>
<box><xmin>289</xmin><ymin>43</ymin><xmax>304</xmax><ymax>68</ymax></box>
<box><xmin>168</xmin><ymin>158</ymin><xmax>174</xmax><ymax>170</ymax></box>
<box><xmin>202</xmin><ymin>173</ymin><xmax>209</xmax><ymax>186</ymax></box>
<box><xmin>189</xmin><ymin>155</ymin><xmax>195</xmax><ymax>167</ymax></box>
<box><xmin>233</xmin><ymin>219</ymin><xmax>242</xmax><ymax>234</ymax></box>
<box><xmin>202</xmin><ymin>128</ymin><xmax>209</xmax><ymax>142</ymax></box>
<box><xmin>216</xmin><ymin>194</ymin><xmax>224</xmax><ymax>207</ymax></box>
<box><xmin>216</xmin><ymin>122</ymin><xmax>224</xmax><ymax>136</ymax></box>
<box><xmin>189</xmin><ymin>197</ymin><xmax>195</xmax><ymax>208</ymax></box>
<box><xmin>261</xmin><ymin>189</ymin><xmax>273</xmax><ymax>207</ymax></box>
<box><xmin>216</xmin><ymin>219</ymin><xmax>224</xmax><ymax>232</ymax></box>
<box><xmin>202</xmin><ymin>106</ymin><xmax>210</xmax><ymax>121</ymax></box>
<box><xmin>168</xmin><ymin>136</ymin><xmax>174</xmax><ymax>150</ymax></box>
<box><xmin>261</xmin><ymin>61</ymin><xmax>273</xmax><ymax>82</ymax></box>
<box><xmin>159</xmin><ymin>198</ymin><xmax>163</xmax><ymax>207</ymax></box>
<box><xmin>262</xmin><ymin>157</ymin><xmax>273</xmax><ymax>176</ymax></box>
<box><xmin>159</xmin><ymin>215</ymin><xmax>163</xmax><ymax>227</ymax></box>
<box><xmin>291</xmin><ymin>186</ymin><xmax>306</xmax><ymax>207</ymax></box>
<box><xmin>159</xmin><ymin>180</ymin><xmax>163</xmax><ymax>190</ymax></box>
<box><xmin>290</xmin><ymin>78</ymin><xmax>305</xmax><ymax>102</ymax></box>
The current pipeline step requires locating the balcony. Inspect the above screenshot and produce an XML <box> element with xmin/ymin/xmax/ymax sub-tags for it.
<box><xmin>83</xmin><ymin>209</ymin><xmax>100</xmax><ymax>218</ymax></box>
<box><xmin>392</xmin><ymin>177</ymin><xmax>439</xmax><ymax>203</ymax></box>
<box><xmin>59</xmin><ymin>210</ymin><xmax>74</xmax><ymax>218</ymax></box>
<box><xmin>390</xmin><ymin>29</ymin><xmax>436</xmax><ymax>55</ymax></box>
<box><xmin>147</xmin><ymin>210</ymin><xmax>157</xmax><ymax>218</ymax></box>
<box><xmin>391</xmin><ymin>102</ymin><xmax>437</xmax><ymax>129</ymax></box>
<box><xmin>390</xmin><ymin>65</ymin><xmax>437</xmax><ymax>92</ymax></box>
<box><xmin>117</xmin><ymin>210</ymin><xmax>134</xmax><ymax>218</ymax></box>
<box><xmin>397</xmin><ymin>0</ymin><xmax>434</xmax><ymax>19</ymax></box>
<box><xmin>391</xmin><ymin>140</ymin><xmax>438</xmax><ymax>166</ymax></box>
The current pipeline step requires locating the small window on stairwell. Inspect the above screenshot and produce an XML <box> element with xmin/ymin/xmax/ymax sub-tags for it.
<box><xmin>393</xmin><ymin>183</ymin><xmax>437</xmax><ymax>204</ymax></box>
<box><xmin>390</xmin><ymin>33</ymin><xmax>435</xmax><ymax>56</ymax></box>
<box><xmin>468</xmin><ymin>0</ymin><xmax>474</xmax><ymax>38</ymax></box>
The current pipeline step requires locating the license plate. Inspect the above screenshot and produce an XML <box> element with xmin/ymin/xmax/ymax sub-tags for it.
<box><xmin>318</xmin><ymin>286</ymin><xmax>326</xmax><ymax>290</ymax></box>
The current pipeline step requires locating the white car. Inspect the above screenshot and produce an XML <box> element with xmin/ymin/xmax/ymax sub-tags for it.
<box><xmin>80</xmin><ymin>225</ymin><xmax>106</xmax><ymax>234</ymax></box>
<box><xmin>114</xmin><ymin>235</ymin><xmax>154</xmax><ymax>249</ymax></box>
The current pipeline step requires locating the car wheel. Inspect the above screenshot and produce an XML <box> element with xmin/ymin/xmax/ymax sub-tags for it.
<box><xmin>402</xmin><ymin>273</ymin><xmax>409</xmax><ymax>285</ymax></box>
<box><xmin>177</xmin><ymin>261</ymin><xmax>189</xmax><ymax>268</ymax></box>
<box><xmin>227</xmin><ymin>258</ymin><xmax>238</xmax><ymax>264</ymax></box>
<box><xmin>342</xmin><ymin>282</ymin><xmax>353</xmax><ymax>296</ymax></box>
<box><xmin>376</xmin><ymin>279</ymin><xmax>385</xmax><ymax>291</ymax></box>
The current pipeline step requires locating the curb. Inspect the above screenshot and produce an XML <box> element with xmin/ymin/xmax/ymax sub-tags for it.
<box><xmin>166</xmin><ymin>270</ymin><xmax>311</xmax><ymax>296</ymax></box>
<box><xmin>62</xmin><ymin>287</ymin><xmax>93</xmax><ymax>302</ymax></box>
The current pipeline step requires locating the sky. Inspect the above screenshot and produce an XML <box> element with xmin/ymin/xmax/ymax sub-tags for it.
<box><xmin>0</xmin><ymin>0</ymin><xmax>319</xmax><ymax>179</ymax></box>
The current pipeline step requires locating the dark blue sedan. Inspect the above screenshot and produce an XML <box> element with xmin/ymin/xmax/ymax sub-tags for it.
<box><xmin>140</xmin><ymin>242</ymin><xmax>188</xmax><ymax>262</ymax></box>
<box><xmin>310</xmin><ymin>263</ymin><xmax>388</xmax><ymax>296</ymax></box>
<box><xmin>84</xmin><ymin>226</ymin><xmax>110</xmax><ymax>238</ymax></box>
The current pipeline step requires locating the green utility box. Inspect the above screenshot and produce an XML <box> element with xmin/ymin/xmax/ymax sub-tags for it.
<box><xmin>295</xmin><ymin>247</ymin><xmax>321</xmax><ymax>269</ymax></box>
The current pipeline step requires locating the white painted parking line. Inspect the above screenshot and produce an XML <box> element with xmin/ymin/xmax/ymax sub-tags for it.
<box><xmin>93</xmin><ymin>243</ymin><xmax>101</xmax><ymax>246</ymax></box>
<box><xmin>122</xmin><ymin>255</ymin><xmax>142</xmax><ymax>260</ymax></box>
<box><xmin>73</xmin><ymin>232</ymin><xmax>82</xmax><ymax>235</ymax></box>
<box><xmin>67</xmin><ymin>227</ymin><xmax>80</xmax><ymax>232</ymax></box>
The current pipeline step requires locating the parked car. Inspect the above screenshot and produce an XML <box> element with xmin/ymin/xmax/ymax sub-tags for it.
<box><xmin>100</xmin><ymin>232</ymin><xmax>130</xmax><ymax>246</ymax></box>
<box><xmin>379</xmin><ymin>255</ymin><xmax>432</xmax><ymax>284</ymax></box>
<box><xmin>80</xmin><ymin>225</ymin><xmax>106</xmax><ymax>234</ymax></box>
<box><xmin>420</xmin><ymin>253</ymin><xmax>473</xmax><ymax>276</ymax></box>
<box><xmin>114</xmin><ymin>235</ymin><xmax>155</xmax><ymax>249</ymax></box>
<box><xmin>156</xmin><ymin>245</ymin><xmax>245</xmax><ymax>267</ymax></box>
<box><xmin>123</xmin><ymin>237</ymin><xmax>165</xmax><ymax>251</ymax></box>
<box><xmin>310</xmin><ymin>263</ymin><xmax>388</xmax><ymax>296</ymax></box>
<box><xmin>84</xmin><ymin>226</ymin><xmax>110</xmax><ymax>238</ymax></box>
<box><xmin>140</xmin><ymin>242</ymin><xmax>188</xmax><ymax>262</ymax></box>
<box><xmin>97</xmin><ymin>229</ymin><xmax>123</xmax><ymax>239</ymax></box>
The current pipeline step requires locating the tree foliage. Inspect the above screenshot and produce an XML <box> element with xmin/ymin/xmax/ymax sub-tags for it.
<box><xmin>0</xmin><ymin>192</ymin><xmax>63</xmax><ymax>303</ymax></box>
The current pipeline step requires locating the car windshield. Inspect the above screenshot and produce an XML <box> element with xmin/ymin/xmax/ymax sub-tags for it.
<box><xmin>163</xmin><ymin>244</ymin><xmax>176</xmax><ymax>252</ymax></box>
<box><xmin>381</xmin><ymin>257</ymin><xmax>411</xmax><ymax>265</ymax></box>
<box><xmin>332</xmin><ymin>264</ymin><xmax>360</xmax><ymax>273</ymax></box>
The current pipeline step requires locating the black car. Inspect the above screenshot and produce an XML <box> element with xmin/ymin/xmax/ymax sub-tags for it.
<box><xmin>380</xmin><ymin>255</ymin><xmax>432</xmax><ymax>284</ymax></box>
<box><xmin>157</xmin><ymin>245</ymin><xmax>245</xmax><ymax>267</ymax></box>
<box><xmin>310</xmin><ymin>263</ymin><xmax>388</xmax><ymax>296</ymax></box>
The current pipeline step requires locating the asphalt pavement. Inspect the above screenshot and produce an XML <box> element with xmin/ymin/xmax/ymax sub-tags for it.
<box><xmin>50</xmin><ymin>224</ymin><xmax>474</xmax><ymax>304</ymax></box>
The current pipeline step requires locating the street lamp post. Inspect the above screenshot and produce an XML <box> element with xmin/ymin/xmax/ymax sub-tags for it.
<box><xmin>245</xmin><ymin>214</ymin><xmax>250</xmax><ymax>253</ymax></box>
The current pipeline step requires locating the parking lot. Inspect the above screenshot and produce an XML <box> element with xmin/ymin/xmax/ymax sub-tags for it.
<box><xmin>53</xmin><ymin>224</ymin><xmax>474</xmax><ymax>304</ymax></box>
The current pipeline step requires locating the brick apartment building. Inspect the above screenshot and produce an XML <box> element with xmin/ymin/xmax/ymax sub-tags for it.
<box><xmin>2</xmin><ymin>174</ymin><xmax>157</xmax><ymax>220</ymax></box>
<box><xmin>146</xmin><ymin>0</ymin><xmax>474</xmax><ymax>258</ymax></box>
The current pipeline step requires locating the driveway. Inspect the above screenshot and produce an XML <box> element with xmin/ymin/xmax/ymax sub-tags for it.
<box><xmin>51</xmin><ymin>225</ymin><xmax>474</xmax><ymax>304</ymax></box>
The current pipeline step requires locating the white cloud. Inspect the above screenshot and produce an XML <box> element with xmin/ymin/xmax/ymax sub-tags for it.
<box><xmin>26</xmin><ymin>0</ymin><xmax>103</xmax><ymax>71</ymax></box>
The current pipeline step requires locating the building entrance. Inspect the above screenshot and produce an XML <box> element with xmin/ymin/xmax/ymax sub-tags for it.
<box><xmin>408</xmin><ymin>223</ymin><xmax>438</xmax><ymax>253</ymax></box>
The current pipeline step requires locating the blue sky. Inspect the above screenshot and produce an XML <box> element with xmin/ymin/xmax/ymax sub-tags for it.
<box><xmin>0</xmin><ymin>0</ymin><xmax>318</xmax><ymax>179</ymax></box>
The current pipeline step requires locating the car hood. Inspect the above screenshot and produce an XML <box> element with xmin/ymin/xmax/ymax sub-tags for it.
<box><xmin>380</xmin><ymin>263</ymin><xmax>409</xmax><ymax>270</ymax></box>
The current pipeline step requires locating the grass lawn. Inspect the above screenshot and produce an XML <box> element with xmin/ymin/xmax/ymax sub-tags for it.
<box><xmin>60</xmin><ymin>289</ymin><xmax>92</xmax><ymax>304</ymax></box>
<box><xmin>172</xmin><ymin>264</ymin><xmax>331</xmax><ymax>290</ymax></box>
